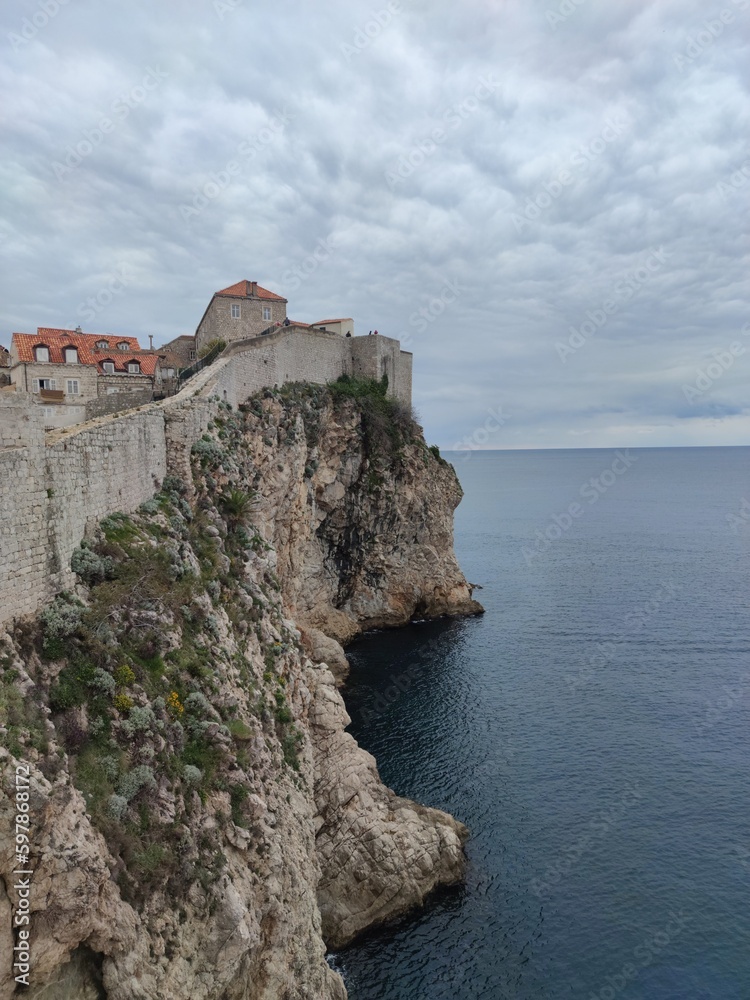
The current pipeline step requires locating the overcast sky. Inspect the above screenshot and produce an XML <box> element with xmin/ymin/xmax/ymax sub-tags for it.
<box><xmin>2</xmin><ymin>0</ymin><xmax>749</xmax><ymax>448</ymax></box>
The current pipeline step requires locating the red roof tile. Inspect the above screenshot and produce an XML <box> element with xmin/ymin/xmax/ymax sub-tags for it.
<box><xmin>93</xmin><ymin>351</ymin><xmax>159</xmax><ymax>376</ymax></box>
<box><xmin>216</xmin><ymin>281</ymin><xmax>287</xmax><ymax>301</ymax></box>
<box><xmin>12</xmin><ymin>329</ymin><xmax>158</xmax><ymax>375</ymax></box>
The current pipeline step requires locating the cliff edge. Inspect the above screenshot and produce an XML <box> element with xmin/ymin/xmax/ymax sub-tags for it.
<box><xmin>0</xmin><ymin>380</ymin><xmax>481</xmax><ymax>999</ymax></box>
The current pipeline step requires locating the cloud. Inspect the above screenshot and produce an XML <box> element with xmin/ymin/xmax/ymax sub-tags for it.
<box><xmin>1</xmin><ymin>0</ymin><xmax>748</xmax><ymax>447</ymax></box>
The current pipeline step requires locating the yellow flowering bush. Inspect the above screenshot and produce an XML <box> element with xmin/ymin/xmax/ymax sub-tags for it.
<box><xmin>166</xmin><ymin>691</ymin><xmax>184</xmax><ymax>718</ymax></box>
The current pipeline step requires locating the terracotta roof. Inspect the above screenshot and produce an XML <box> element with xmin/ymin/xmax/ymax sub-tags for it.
<box><xmin>93</xmin><ymin>351</ymin><xmax>159</xmax><ymax>376</ymax></box>
<box><xmin>216</xmin><ymin>281</ymin><xmax>287</xmax><ymax>301</ymax></box>
<box><xmin>314</xmin><ymin>318</ymin><xmax>352</xmax><ymax>325</ymax></box>
<box><xmin>13</xmin><ymin>329</ymin><xmax>158</xmax><ymax>375</ymax></box>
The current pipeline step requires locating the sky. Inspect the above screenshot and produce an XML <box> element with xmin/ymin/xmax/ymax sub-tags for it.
<box><xmin>1</xmin><ymin>0</ymin><xmax>749</xmax><ymax>449</ymax></box>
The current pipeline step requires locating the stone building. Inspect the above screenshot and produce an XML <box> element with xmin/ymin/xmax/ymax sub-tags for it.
<box><xmin>10</xmin><ymin>328</ymin><xmax>161</xmax><ymax>428</ymax></box>
<box><xmin>0</xmin><ymin>344</ymin><xmax>10</xmax><ymax>387</ymax></box>
<box><xmin>195</xmin><ymin>281</ymin><xmax>288</xmax><ymax>355</ymax></box>
<box><xmin>312</xmin><ymin>318</ymin><xmax>355</xmax><ymax>338</ymax></box>
<box><xmin>159</xmin><ymin>334</ymin><xmax>197</xmax><ymax>371</ymax></box>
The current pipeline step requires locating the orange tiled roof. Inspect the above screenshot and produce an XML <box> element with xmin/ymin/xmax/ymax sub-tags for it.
<box><xmin>93</xmin><ymin>351</ymin><xmax>159</xmax><ymax>376</ymax></box>
<box><xmin>13</xmin><ymin>329</ymin><xmax>158</xmax><ymax>375</ymax></box>
<box><xmin>216</xmin><ymin>281</ymin><xmax>287</xmax><ymax>301</ymax></box>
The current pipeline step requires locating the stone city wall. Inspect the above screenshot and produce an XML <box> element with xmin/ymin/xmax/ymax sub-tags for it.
<box><xmin>0</xmin><ymin>329</ymin><xmax>412</xmax><ymax>626</ymax></box>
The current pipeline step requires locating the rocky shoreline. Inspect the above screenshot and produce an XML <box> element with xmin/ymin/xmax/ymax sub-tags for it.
<box><xmin>0</xmin><ymin>383</ymin><xmax>482</xmax><ymax>999</ymax></box>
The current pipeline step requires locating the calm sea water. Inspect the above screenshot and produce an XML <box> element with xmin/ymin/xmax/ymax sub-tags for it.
<box><xmin>333</xmin><ymin>447</ymin><xmax>750</xmax><ymax>1000</ymax></box>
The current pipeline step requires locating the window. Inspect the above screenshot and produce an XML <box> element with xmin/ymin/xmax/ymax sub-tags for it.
<box><xmin>102</xmin><ymin>361</ymin><xmax>115</xmax><ymax>374</ymax></box>
<box><xmin>63</xmin><ymin>346</ymin><xmax>78</xmax><ymax>364</ymax></box>
<box><xmin>262</xmin><ymin>306</ymin><xmax>271</xmax><ymax>321</ymax></box>
<box><xmin>96</xmin><ymin>340</ymin><xmax>109</xmax><ymax>349</ymax></box>
<box><xmin>34</xmin><ymin>345</ymin><xmax>50</xmax><ymax>363</ymax></box>
<box><xmin>189</xmin><ymin>350</ymin><xmax>196</xmax><ymax>360</ymax></box>
<box><xmin>117</xmin><ymin>342</ymin><xmax>129</xmax><ymax>351</ymax></box>
<box><xmin>165</xmin><ymin>367</ymin><xmax>175</xmax><ymax>377</ymax></box>
<box><xmin>127</xmin><ymin>361</ymin><xmax>140</xmax><ymax>373</ymax></box>
<box><xmin>43</xmin><ymin>406</ymin><xmax>54</xmax><ymax>418</ymax></box>
<box><xmin>31</xmin><ymin>378</ymin><xmax>56</xmax><ymax>392</ymax></box>
<box><xmin>231</xmin><ymin>303</ymin><xmax>241</xmax><ymax>319</ymax></box>
<box><xmin>66</xmin><ymin>379</ymin><xmax>80</xmax><ymax>395</ymax></box>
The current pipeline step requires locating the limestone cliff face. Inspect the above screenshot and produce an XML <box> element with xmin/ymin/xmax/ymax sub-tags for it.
<box><xmin>0</xmin><ymin>384</ymin><xmax>480</xmax><ymax>999</ymax></box>
<box><xmin>243</xmin><ymin>388</ymin><xmax>483</xmax><ymax>645</ymax></box>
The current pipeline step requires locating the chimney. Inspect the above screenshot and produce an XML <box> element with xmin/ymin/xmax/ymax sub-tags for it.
<box><xmin>148</xmin><ymin>335</ymin><xmax>154</xmax><ymax>350</ymax></box>
<box><xmin>250</xmin><ymin>282</ymin><xmax>258</xmax><ymax>297</ymax></box>
<box><xmin>75</xmin><ymin>325</ymin><xmax>82</xmax><ymax>333</ymax></box>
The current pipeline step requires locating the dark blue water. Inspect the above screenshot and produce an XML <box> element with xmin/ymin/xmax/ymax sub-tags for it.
<box><xmin>334</xmin><ymin>448</ymin><xmax>750</xmax><ymax>1000</ymax></box>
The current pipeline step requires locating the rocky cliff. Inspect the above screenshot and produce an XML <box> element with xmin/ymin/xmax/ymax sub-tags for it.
<box><xmin>0</xmin><ymin>380</ymin><xmax>482</xmax><ymax>999</ymax></box>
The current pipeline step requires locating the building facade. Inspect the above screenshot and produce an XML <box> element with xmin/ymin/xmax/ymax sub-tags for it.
<box><xmin>10</xmin><ymin>328</ymin><xmax>160</xmax><ymax>428</ymax></box>
<box><xmin>195</xmin><ymin>281</ymin><xmax>288</xmax><ymax>354</ymax></box>
<box><xmin>312</xmin><ymin>318</ymin><xmax>355</xmax><ymax>338</ymax></box>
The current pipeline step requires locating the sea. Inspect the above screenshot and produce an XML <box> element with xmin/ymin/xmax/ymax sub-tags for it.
<box><xmin>331</xmin><ymin>447</ymin><xmax>750</xmax><ymax>1000</ymax></box>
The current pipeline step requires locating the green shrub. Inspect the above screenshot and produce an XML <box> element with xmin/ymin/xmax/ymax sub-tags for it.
<box><xmin>118</xmin><ymin>765</ymin><xmax>156</xmax><ymax>802</ymax></box>
<box><xmin>113</xmin><ymin>693</ymin><xmax>134</xmax><ymax>713</ymax></box>
<box><xmin>120</xmin><ymin>706</ymin><xmax>156</xmax><ymax>737</ymax></box>
<box><xmin>107</xmin><ymin>794</ymin><xmax>128</xmax><ymax>821</ymax></box>
<box><xmin>89</xmin><ymin>668</ymin><xmax>116</xmax><ymax>697</ymax></box>
<box><xmin>41</xmin><ymin>594</ymin><xmax>83</xmax><ymax>641</ymax></box>
<box><xmin>227</xmin><ymin>719</ymin><xmax>254</xmax><ymax>741</ymax></box>
<box><xmin>113</xmin><ymin>664</ymin><xmax>136</xmax><ymax>687</ymax></box>
<box><xmin>71</xmin><ymin>544</ymin><xmax>115</xmax><ymax>584</ymax></box>
<box><xmin>49</xmin><ymin>660</ymin><xmax>95</xmax><ymax>712</ymax></box>
<box><xmin>220</xmin><ymin>488</ymin><xmax>256</xmax><ymax>527</ymax></box>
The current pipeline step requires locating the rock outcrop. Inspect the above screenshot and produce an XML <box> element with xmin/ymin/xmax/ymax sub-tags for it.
<box><xmin>0</xmin><ymin>383</ymin><xmax>482</xmax><ymax>999</ymax></box>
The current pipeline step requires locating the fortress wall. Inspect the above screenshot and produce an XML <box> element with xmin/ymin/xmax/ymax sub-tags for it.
<box><xmin>217</xmin><ymin>330</ymin><xmax>352</xmax><ymax>402</ymax></box>
<box><xmin>0</xmin><ymin>330</ymin><xmax>412</xmax><ymax>627</ymax></box>
<box><xmin>43</xmin><ymin>408</ymin><xmax>169</xmax><ymax>599</ymax></box>
<box><xmin>349</xmin><ymin>335</ymin><xmax>412</xmax><ymax>405</ymax></box>
<box><xmin>0</xmin><ymin>443</ymin><xmax>50</xmax><ymax>624</ymax></box>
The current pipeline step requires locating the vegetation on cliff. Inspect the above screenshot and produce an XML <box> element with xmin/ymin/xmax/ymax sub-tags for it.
<box><xmin>0</xmin><ymin>381</ymin><xmax>476</xmax><ymax>998</ymax></box>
